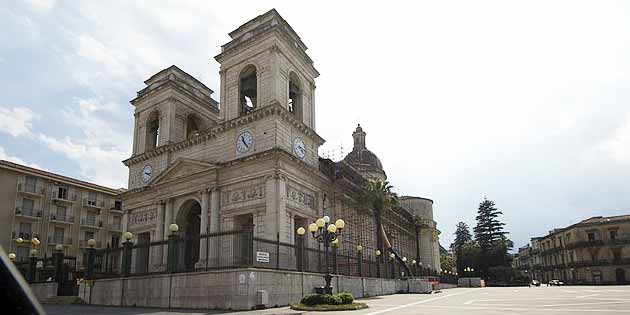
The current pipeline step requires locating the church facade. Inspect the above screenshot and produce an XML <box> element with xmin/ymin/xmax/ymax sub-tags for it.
<box><xmin>120</xmin><ymin>9</ymin><xmax>440</xmax><ymax>274</ymax></box>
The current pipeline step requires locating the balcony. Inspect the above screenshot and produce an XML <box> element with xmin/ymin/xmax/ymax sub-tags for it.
<box><xmin>565</xmin><ymin>240</ymin><xmax>605</xmax><ymax>250</ymax></box>
<box><xmin>82</xmin><ymin>198</ymin><xmax>104</xmax><ymax>210</ymax></box>
<box><xmin>12</xmin><ymin>231</ymin><xmax>34</xmax><ymax>241</ymax></box>
<box><xmin>15</xmin><ymin>207</ymin><xmax>42</xmax><ymax>219</ymax></box>
<box><xmin>79</xmin><ymin>240</ymin><xmax>103</xmax><ymax>248</ymax></box>
<box><xmin>80</xmin><ymin>218</ymin><xmax>102</xmax><ymax>228</ymax></box>
<box><xmin>566</xmin><ymin>258</ymin><xmax>630</xmax><ymax>268</ymax></box>
<box><xmin>49</xmin><ymin>213</ymin><xmax>74</xmax><ymax>224</ymax></box>
<box><xmin>17</xmin><ymin>183</ymin><xmax>46</xmax><ymax>198</ymax></box>
<box><xmin>47</xmin><ymin>236</ymin><xmax>73</xmax><ymax>245</ymax></box>
<box><xmin>51</xmin><ymin>192</ymin><xmax>77</xmax><ymax>204</ymax></box>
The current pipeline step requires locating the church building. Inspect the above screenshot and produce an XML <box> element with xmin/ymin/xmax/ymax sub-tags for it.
<box><xmin>120</xmin><ymin>9</ymin><xmax>440</xmax><ymax>274</ymax></box>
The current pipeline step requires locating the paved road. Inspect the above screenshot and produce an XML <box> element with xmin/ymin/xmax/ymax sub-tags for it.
<box><xmin>44</xmin><ymin>285</ymin><xmax>630</xmax><ymax>315</ymax></box>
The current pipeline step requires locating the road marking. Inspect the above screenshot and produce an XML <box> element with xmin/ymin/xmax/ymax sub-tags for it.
<box><xmin>576</xmin><ymin>294</ymin><xmax>599</xmax><ymax>299</ymax></box>
<box><xmin>361</xmin><ymin>289</ymin><xmax>478</xmax><ymax>315</ymax></box>
<box><xmin>418</xmin><ymin>305</ymin><xmax>630</xmax><ymax>313</ymax></box>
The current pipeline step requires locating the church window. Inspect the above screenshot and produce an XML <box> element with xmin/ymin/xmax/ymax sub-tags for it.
<box><xmin>288</xmin><ymin>72</ymin><xmax>302</xmax><ymax>121</ymax></box>
<box><xmin>239</xmin><ymin>65</ymin><xmax>257</xmax><ymax>116</ymax></box>
<box><xmin>145</xmin><ymin>111</ymin><xmax>160</xmax><ymax>151</ymax></box>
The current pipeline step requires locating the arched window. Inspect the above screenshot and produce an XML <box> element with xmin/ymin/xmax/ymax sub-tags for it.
<box><xmin>288</xmin><ymin>72</ymin><xmax>302</xmax><ymax>121</ymax></box>
<box><xmin>145</xmin><ymin>111</ymin><xmax>160</xmax><ymax>151</ymax></box>
<box><xmin>186</xmin><ymin>114</ymin><xmax>200</xmax><ymax>139</ymax></box>
<box><xmin>239</xmin><ymin>65</ymin><xmax>257</xmax><ymax>116</ymax></box>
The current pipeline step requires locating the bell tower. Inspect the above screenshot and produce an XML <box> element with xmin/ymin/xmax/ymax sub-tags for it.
<box><xmin>215</xmin><ymin>9</ymin><xmax>320</xmax><ymax>129</ymax></box>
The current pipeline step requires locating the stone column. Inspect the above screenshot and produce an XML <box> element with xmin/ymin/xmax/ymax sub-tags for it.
<box><xmin>163</xmin><ymin>199</ymin><xmax>173</xmax><ymax>266</ymax></box>
<box><xmin>196</xmin><ymin>189</ymin><xmax>210</xmax><ymax>268</ymax></box>
<box><xmin>153</xmin><ymin>201</ymin><xmax>165</xmax><ymax>270</ymax></box>
<box><xmin>208</xmin><ymin>188</ymin><xmax>220</xmax><ymax>267</ymax></box>
<box><xmin>122</xmin><ymin>210</ymin><xmax>129</xmax><ymax>233</ymax></box>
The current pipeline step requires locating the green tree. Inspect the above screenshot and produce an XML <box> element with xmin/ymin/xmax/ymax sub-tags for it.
<box><xmin>364</xmin><ymin>180</ymin><xmax>398</xmax><ymax>254</ymax></box>
<box><xmin>473</xmin><ymin>198</ymin><xmax>507</xmax><ymax>250</ymax></box>
<box><xmin>451</xmin><ymin>221</ymin><xmax>473</xmax><ymax>252</ymax></box>
<box><xmin>473</xmin><ymin>198</ymin><xmax>511</xmax><ymax>276</ymax></box>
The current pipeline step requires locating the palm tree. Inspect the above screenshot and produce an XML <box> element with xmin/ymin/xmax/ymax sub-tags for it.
<box><xmin>364</xmin><ymin>180</ymin><xmax>398</xmax><ymax>255</ymax></box>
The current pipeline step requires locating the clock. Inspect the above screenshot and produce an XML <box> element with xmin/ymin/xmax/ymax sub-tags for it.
<box><xmin>236</xmin><ymin>131</ymin><xmax>253</xmax><ymax>153</ymax></box>
<box><xmin>142</xmin><ymin>165</ymin><xmax>152</xmax><ymax>183</ymax></box>
<box><xmin>293</xmin><ymin>138</ymin><xmax>306</xmax><ymax>159</ymax></box>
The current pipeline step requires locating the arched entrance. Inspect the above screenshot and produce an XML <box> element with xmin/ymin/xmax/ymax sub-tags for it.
<box><xmin>176</xmin><ymin>199</ymin><xmax>201</xmax><ymax>271</ymax></box>
<box><xmin>616</xmin><ymin>268</ymin><xmax>626</xmax><ymax>284</ymax></box>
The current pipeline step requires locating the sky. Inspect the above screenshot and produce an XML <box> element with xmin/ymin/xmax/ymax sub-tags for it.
<box><xmin>1</xmin><ymin>0</ymin><xmax>630</xmax><ymax>250</ymax></box>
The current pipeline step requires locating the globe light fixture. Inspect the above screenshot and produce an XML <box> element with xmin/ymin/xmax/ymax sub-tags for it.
<box><xmin>334</xmin><ymin>219</ymin><xmax>345</xmax><ymax>230</ymax></box>
<box><xmin>323</xmin><ymin>215</ymin><xmax>330</xmax><ymax>223</ymax></box>
<box><xmin>29</xmin><ymin>249</ymin><xmax>37</xmax><ymax>257</ymax></box>
<box><xmin>308</xmin><ymin>223</ymin><xmax>318</xmax><ymax>233</ymax></box>
<box><xmin>8</xmin><ymin>253</ymin><xmax>16</xmax><ymax>261</ymax></box>
<box><xmin>16</xmin><ymin>237</ymin><xmax>24</xmax><ymax>244</ymax></box>
<box><xmin>123</xmin><ymin>231</ymin><xmax>133</xmax><ymax>241</ymax></box>
<box><xmin>356</xmin><ymin>245</ymin><xmax>363</xmax><ymax>252</ymax></box>
<box><xmin>87</xmin><ymin>238</ymin><xmax>96</xmax><ymax>248</ymax></box>
<box><xmin>331</xmin><ymin>238</ymin><xmax>339</xmax><ymax>246</ymax></box>
<box><xmin>296</xmin><ymin>227</ymin><xmax>306</xmax><ymax>236</ymax></box>
<box><xmin>169</xmin><ymin>223</ymin><xmax>179</xmax><ymax>233</ymax></box>
<box><xmin>31</xmin><ymin>237</ymin><xmax>40</xmax><ymax>246</ymax></box>
<box><xmin>316</xmin><ymin>218</ymin><xmax>325</xmax><ymax>228</ymax></box>
<box><xmin>412</xmin><ymin>259</ymin><xmax>416</xmax><ymax>265</ymax></box>
<box><xmin>326</xmin><ymin>224</ymin><xmax>337</xmax><ymax>233</ymax></box>
<box><xmin>375</xmin><ymin>250</ymin><xmax>381</xmax><ymax>256</ymax></box>
<box><xmin>55</xmin><ymin>244</ymin><xmax>64</xmax><ymax>251</ymax></box>
<box><xmin>402</xmin><ymin>257</ymin><xmax>407</xmax><ymax>262</ymax></box>
<box><xmin>389</xmin><ymin>253</ymin><xmax>395</xmax><ymax>259</ymax></box>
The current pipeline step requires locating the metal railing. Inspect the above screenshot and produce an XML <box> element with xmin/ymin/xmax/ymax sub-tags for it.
<box><xmin>80</xmin><ymin>218</ymin><xmax>102</xmax><ymax>227</ymax></box>
<box><xmin>82</xmin><ymin>198</ymin><xmax>104</xmax><ymax>209</ymax></box>
<box><xmin>48</xmin><ymin>236</ymin><xmax>73</xmax><ymax>245</ymax></box>
<box><xmin>50</xmin><ymin>213</ymin><xmax>74</xmax><ymax>223</ymax></box>
<box><xmin>15</xmin><ymin>207</ymin><xmax>42</xmax><ymax>218</ymax></box>
<box><xmin>88</xmin><ymin>229</ymin><xmax>439</xmax><ymax>280</ymax></box>
<box><xmin>17</xmin><ymin>183</ymin><xmax>46</xmax><ymax>196</ymax></box>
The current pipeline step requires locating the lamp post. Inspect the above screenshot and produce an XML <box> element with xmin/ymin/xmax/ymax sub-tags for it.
<box><xmin>296</xmin><ymin>227</ymin><xmax>306</xmax><ymax>271</ymax></box>
<box><xmin>86</xmin><ymin>238</ymin><xmax>97</xmax><ymax>279</ymax></box>
<box><xmin>167</xmin><ymin>223</ymin><xmax>179</xmax><ymax>273</ymax></box>
<box><xmin>419</xmin><ymin>261</ymin><xmax>423</xmax><ymax>276</ymax></box>
<box><xmin>121</xmin><ymin>232</ymin><xmax>133</xmax><ymax>276</ymax></box>
<box><xmin>389</xmin><ymin>253</ymin><xmax>395</xmax><ymax>279</ymax></box>
<box><xmin>301</xmin><ymin>215</ymin><xmax>345</xmax><ymax>294</ymax></box>
<box><xmin>356</xmin><ymin>245</ymin><xmax>363</xmax><ymax>277</ymax></box>
<box><xmin>54</xmin><ymin>244</ymin><xmax>64</xmax><ymax>295</ymax></box>
<box><xmin>332</xmin><ymin>238</ymin><xmax>339</xmax><ymax>274</ymax></box>
<box><xmin>411</xmin><ymin>260</ymin><xmax>417</xmax><ymax>277</ymax></box>
<box><xmin>375</xmin><ymin>250</ymin><xmax>381</xmax><ymax>278</ymax></box>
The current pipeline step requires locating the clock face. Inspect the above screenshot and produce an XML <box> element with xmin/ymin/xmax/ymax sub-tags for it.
<box><xmin>142</xmin><ymin>165</ymin><xmax>152</xmax><ymax>183</ymax></box>
<box><xmin>236</xmin><ymin>131</ymin><xmax>253</xmax><ymax>153</ymax></box>
<box><xmin>293</xmin><ymin>138</ymin><xmax>306</xmax><ymax>159</ymax></box>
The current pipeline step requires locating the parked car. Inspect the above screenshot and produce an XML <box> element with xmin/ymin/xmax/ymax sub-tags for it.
<box><xmin>548</xmin><ymin>279</ymin><xmax>565</xmax><ymax>286</ymax></box>
<box><xmin>531</xmin><ymin>279</ymin><xmax>541</xmax><ymax>286</ymax></box>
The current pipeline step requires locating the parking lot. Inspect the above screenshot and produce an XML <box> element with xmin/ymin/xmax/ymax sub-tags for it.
<box><xmin>44</xmin><ymin>285</ymin><xmax>630</xmax><ymax>315</ymax></box>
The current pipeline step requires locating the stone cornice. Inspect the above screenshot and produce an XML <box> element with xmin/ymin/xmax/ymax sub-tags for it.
<box><xmin>123</xmin><ymin>102</ymin><xmax>325</xmax><ymax>166</ymax></box>
<box><xmin>131</xmin><ymin>80</ymin><xmax>219</xmax><ymax>114</ymax></box>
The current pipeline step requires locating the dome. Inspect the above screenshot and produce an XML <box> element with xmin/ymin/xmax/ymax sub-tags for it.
<box><xmin>343</xmin><ymin>124</ymin><xmax>387</xmax><ymax>181</ymax></box>
<box><xmin>344</xmin><ymin>147</ymin><xmax>384</xmax><ymax>171</ymax></box>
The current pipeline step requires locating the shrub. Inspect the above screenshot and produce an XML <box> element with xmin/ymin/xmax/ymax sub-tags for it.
<box><xmin>323</xmin><ymin>294</ymin><xmax>343</xmax><ymax>305</ymax></box>
<box><xmin>337</xmin><ymin>292</ymin><xmax>354</xmax><ymax>304</ymax></box>
<box><xmin>300</xmin><ymin>294</ymin><xmax>344</xmax><ymax>306</ymax></box>
<box><xmin>301</xmin><ymin>294</ymin><xmax>324</xmax><ymax>306</ymax></box>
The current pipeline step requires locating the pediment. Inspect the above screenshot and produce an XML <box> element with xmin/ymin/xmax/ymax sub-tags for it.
<box><xmin>149</xmin><ymin>158</ymin><xmax>217</xmax><ymax>186</ymax></box>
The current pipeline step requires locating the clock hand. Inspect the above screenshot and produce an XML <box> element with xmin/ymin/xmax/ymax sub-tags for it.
<box><xmin>144</xmin><ymin>172</ymin><xmax>150</xmax><ymax>176</ymax></box>
<box><xmin>241</xmin><ymin>136</ymin><xmax>248</xmax><ymax>148</ymax></box>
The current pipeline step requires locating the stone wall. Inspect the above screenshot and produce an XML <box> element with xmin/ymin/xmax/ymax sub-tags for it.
<box><xmin>78</xmin><ymin>269</ymin><xmax>424</xmax><ymax>311</ymax></box>
<box><xmin>31</xmin><ymin>283</ymin><xmax>57</xmax><ymax>302</ymax></box>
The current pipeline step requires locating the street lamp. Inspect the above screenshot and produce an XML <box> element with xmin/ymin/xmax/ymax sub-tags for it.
<box><xmin>299</xmin><ymin>215</ymin><xmax>345</xmax><ymax>294</ymax></box>
<box><xmin>8</xmin><ymin>253</ymin><xmax>16</xmax><ymax>261</ymax></box>
<box><xmin>167</xmin><ymin>224</ymin><xmax>180</xmax><ymax>273</ymax></box>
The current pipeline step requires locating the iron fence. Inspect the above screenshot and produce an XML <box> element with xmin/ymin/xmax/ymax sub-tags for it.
<box><xmin>87</xmin><ymin>229</ymin><xmax>442</xmax><ymax>281</ymax></box>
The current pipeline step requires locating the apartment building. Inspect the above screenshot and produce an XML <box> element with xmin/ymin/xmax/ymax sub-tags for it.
<box><xmin>0</xmin><ymin>160</ymin><xmax>124</xmax><ymax>267</ymax></box>
<box><xmin>525</xmin><ymin>215</ymin><xmax>630</xmax><ymax>285</ymax></box>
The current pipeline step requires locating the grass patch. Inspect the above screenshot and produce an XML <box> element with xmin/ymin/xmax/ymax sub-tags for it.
<box><xmin>290</xmin><ymin>303</ymin><xmax>368</xmax><ymax>311</ymax></box>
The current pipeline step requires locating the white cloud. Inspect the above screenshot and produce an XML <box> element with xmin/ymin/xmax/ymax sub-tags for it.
<box><xmin>38</xmin><ymin>134</ymin><xmax>128</xmax><ymax>188</ymax></box>
<box><xmin>0</xmin><ymin>146</ymin><xmax>43</xmax><ymax>169</ymax></box>
<box><xmin>25</xmin><ymin>0</ymin><xmax>56</xmax><ymax>13</ymax></box>
<box><xmin>0</xmin><ymin>106</ymin><xmax>38</xmax><ymax>137</ymax></box>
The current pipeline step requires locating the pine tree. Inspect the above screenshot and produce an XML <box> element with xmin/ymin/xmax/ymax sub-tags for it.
<box><xmin>451</xmin><ymin>222</ymin><xmax>473</xmax><ymax>251</ymax></box>
<box><xmin>473</xmin><ymin>198</ymin><xmax>507</xmax><ymax>250</ymax></box>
